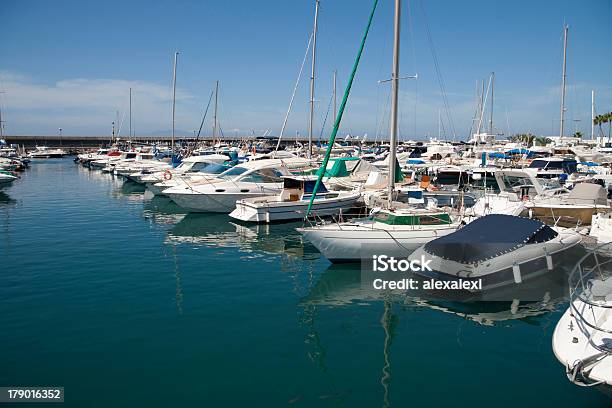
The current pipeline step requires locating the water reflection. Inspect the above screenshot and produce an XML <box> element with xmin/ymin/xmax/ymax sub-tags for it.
<box><xmin>143</xmin><ymin>196</ymin><xmax>187</xmax><ymax>225</ymax></box>
<box><xmin>0</xmin><ymin>190</ymin><xmax>16</xmax><ymax>205</ymax></box>
<box><xmin>301</xmin><ymin>263</ymin><xmax>569</xmax><ymax>325</ymax></box>
<box><xmin>165</xmin><ymin>213</ymin><xmax>319</xmax><ymax>260</ymax></box>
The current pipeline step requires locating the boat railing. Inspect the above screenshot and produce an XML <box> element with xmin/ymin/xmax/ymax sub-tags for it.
<box><xmin>568</xmin><ymin>242</ymin><xmax>612</xmax><ymax>336</ymax></box>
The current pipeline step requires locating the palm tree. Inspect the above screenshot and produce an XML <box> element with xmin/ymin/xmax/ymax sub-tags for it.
<box><xmin>593</xmin><ymin>112</ymin><xmax>612</xmax><ymax>139</ymax></box>
<box><xmin>573</xmin><ymin>131</ymin><xmax>583</xmax><ymax>138</ymax></box>
<box><xmin>534</xmin><ymin>136</ymin><xmax>552</xmax><ymax>146</ymax></box>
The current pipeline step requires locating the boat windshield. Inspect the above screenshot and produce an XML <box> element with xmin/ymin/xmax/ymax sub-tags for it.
<box><xmin>539</xmin><ymin>178</ymin><xmax>562</xmax><ymax>191</ymax></box>
<box><xmin>218</xmin><ymin>166</ymin><xmax>249</xmax><ymax>180</ymax></box>
<box><xmin>193</xmin><ymin>162</ymin><xmax>228</xmax><ymax>174</ymax></box>
<box><xmin>240</xmin><ymin>168</ymin><xmax>285</xmax><ymax>183</ymax></box>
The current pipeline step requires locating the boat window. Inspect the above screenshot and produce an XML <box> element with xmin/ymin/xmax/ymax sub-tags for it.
<box><xmin>240</xmin><ymin>168</ymin><xmax>284</xmax><ymax>183</ymax></box>
<box><xmin>419</xmin><ymin>214</ymin><xmax>451</xmax><ymax>225</ymax></box>
<box><xmin>539</xmin><ymin>178</ymin><xmax>562</xmax><ymax>191</ymax></box>
<box><xmin>126</xmin><ymin>153</ymin><xmax>137</xmax><ymax>159</ymax></box>
<box><xmin>218</xmin><ymin>166</ymin><xmax>249</xmax><ymax>180</ymax></box>
<box><xmin>191</xmin><ymin>162</ymin><xmax>227</xmax><ymax>173</ymax></box>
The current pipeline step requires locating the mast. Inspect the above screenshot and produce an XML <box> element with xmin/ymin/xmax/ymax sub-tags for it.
<box><xmin>332</xmin><ymin>69</ymin><xmax>337</xmax><ymax>123</ymax></box>
<box><xmin>213</xmin><ymin>80</ymin><xmax>219</xmax><ymax>144</ymax></box>
<box><xmin>308</xmin><ymin>0</ymin><xmax>320</xmax><ymax>159</ymax></box>
<box><xmin>129</xmin><ymin>87</ymin><xmax>132</xmax><ymax>138</ymax></box>
<box><xmin>591</xmin><ymin>89</ymin><xmax>595</xmax><ymax>141</ymax></box>
<box><xmin>489</xmin><ymin>71</ymin><xmax>494</xmax><ymax>135</ymax></box>
<box><xmin>559</xmin><ymin>25</ymin><xmax>568</xmax><ymax>139</ymax></box>
<box><xmin>387</xmin><ymin>0</ymin><xmax>401</xmax><ymax>207</ymax></box>
<box><xmin>171</xmin><ymin>51</ymin><xmax>179</xmax><ymax>152</ymax></box>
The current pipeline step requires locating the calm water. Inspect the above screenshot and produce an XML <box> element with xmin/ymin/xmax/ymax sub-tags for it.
<box><xmin>0</xmin><ymin>158</ymin><xmax>609</xmax><ymax>407</ymax></box>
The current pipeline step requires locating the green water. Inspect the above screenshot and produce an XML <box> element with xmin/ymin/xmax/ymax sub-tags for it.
<box><xmin>0</xmin><ymin>159</ymin><xmax>609</xmax><ymax>407</ymax></box>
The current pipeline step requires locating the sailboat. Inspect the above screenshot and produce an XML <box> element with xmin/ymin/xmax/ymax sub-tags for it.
<box><xmin>298</xmin><ymin>0</ymin><xmax>461</xmax><ymax>262</ymax></box>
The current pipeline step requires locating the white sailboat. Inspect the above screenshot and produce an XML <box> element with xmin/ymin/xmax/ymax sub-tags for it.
<box><xmin>298</xmin><ymin>0</ymin><xmax>461</xmax><ymax>262</ymax></box>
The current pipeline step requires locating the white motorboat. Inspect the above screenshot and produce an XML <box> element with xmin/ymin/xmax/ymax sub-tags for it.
<box><xmin>229</xmin><ymin>176</ymin><xmax>361</xmax><ymax>223</ymax></box>
<box><xmin>144</xmin><ymin>155</ymin><xmax>232</xmax><ymax>195</ymax></box>
<box><xmin>164</xmin><ymin>158</ymin><xmax>311</xmax><ymax>213</ymax></box>
<box><xmin>526</xmin><ymin>182</ymin><xmax>610</xmax><ymax>226</ymax></box>
<box><xmin>91</xmin><ymin>151</ymin><xmax>137</xmax><ymax>170</ymax></box>
<box><xmin>28</xmin><ymin>146</ymin><xmax>67</xmax><ymax>158</ymax></box>
<box><xmin>410</xmin><ymin>214</ymin><xmax>581</xmax><ymax>290</ymax></box>
<box><xmin>298</xmin><ymin>207</ymin><xmax>461</xmax><ymax>262</ymax></box>
<box><xmin>0</xmin><ymin>170</ymin><xmax>17</xmax><ymax>188</ymax></box>
<box><xmin>113</xmin><ymin>152</ymin><xmax>170</xmax><ymax>178</ymax></box>
<box><xmin>526</xmin><ymin>157</ymin><xmax>577</xmax><ymax>179</ymax></box>
<box><xmin>552</xmin><ymin>244</ymin><xmax>612</xmax><ymax>394</ymax></box>
<box><xmin>77</xmin><ymin>148</ymin><xmax>120</xmax><ymax>166</ymax></box>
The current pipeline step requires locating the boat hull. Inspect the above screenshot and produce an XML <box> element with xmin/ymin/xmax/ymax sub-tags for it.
<box><xmin>298</xmin><ymin>223</ymin><xmax>459</xmax><ymax>262</ymax></box>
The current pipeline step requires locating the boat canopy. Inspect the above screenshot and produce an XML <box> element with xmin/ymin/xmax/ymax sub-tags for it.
<box><xmin>566</xmin><ymin>183</ymin><xmax>608</xmax><ymax>206</ymax></box>
<box><xmin>317</xmin><ymin>158</ymin><xmax>352</xmax><ymax>178</ymax></box>
<box><xmin>423</xmin><ymin>214</ymin><xmax>558</xmax><ymax>264</ymax></box>
<box><xmin>283</xmin><ymin>176</ymin><xmax>328</xmax><ymax>193</ymax></box>
<box><xmin>506</xmin><ymin>148</ymin><xmax>533</xmax><ymax>157</ymax></box>
<box><xmin>488</xmin><ymin>152</ymin><xmax>508</xmax><ymax>159</ymax></box>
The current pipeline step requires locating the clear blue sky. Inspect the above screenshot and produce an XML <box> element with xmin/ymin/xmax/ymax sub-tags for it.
<box><xmin>1</xmin><ymin>0</ymin><xmax>611</xmax><ymax>140</ymax></box>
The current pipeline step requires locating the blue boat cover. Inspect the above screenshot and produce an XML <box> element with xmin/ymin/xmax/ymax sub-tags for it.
<box><xmin>423</xmin><ymin>214</ymin><xmax>558</xmax><ymax>264</ymax></box>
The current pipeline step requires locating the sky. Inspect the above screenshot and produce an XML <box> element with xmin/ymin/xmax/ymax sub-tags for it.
<box><xmin>1</xmin><ymin>0</ymin><xmax>611</xmax><ymax>141</ymax></box>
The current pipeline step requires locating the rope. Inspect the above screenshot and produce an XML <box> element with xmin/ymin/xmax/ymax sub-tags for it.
<box><xmin>306</xmin><ymin>0</ymin><xmax>380</xmax><ymax>217</ymax></box>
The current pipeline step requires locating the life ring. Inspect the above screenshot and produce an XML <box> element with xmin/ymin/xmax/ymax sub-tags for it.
<box><xmin>163</xmin><ymin>170</ymin><xmax>172</xmax><ymax>181</ymax></box>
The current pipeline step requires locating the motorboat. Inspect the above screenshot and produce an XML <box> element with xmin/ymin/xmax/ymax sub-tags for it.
<box><xmin>526</xmin><ymin>182</ymin><xmax>610</xmax><ymax>227</ymax></box>
<box><xmin>0</xmin><ymin>170</ymin><xmax>17</xmax><ymax>188</ymax></box>
<box><xmin>552</xmin><ymin>244</ymin><xmax>612</xmax><ymax>394</ymax></box>
<box><xmin>91</xmin><ymin>151</ymin><xmax>137</xmax><ymax>170</ymax></box>
<box><xmin>163</xmin><ymin>158</ymin><xmax>311</xmax><ymax>213</ymax></box>
<box><xmin>77</xmin><ymin>148</ymin><xmax>121</xmax><ymax>166</ymax></box>
<box><xmin>113</xmin><ymin>152</ymin><xmax>171</xmax><ymax>178</ymax></box>
<box><xmin>229</xmin><ymin>176</ymin><xmax>361</xmax><ymax>223</ymax></box>
<box><xmin>298</xmin><ymin>206</ymin><xmax>461</xmax><ymax>262</ymax></box>
<box><xmin>28</xmin><ymin>146</ymin><xmax>67</xmax><ymax>158</ymax></box>
<box><xmin>144</xmin><ymin>155</ymin><xmax>232</xmax><ymax>195</ymax></box>
<box><xmin>410</xmin><ymin>214</ymin><xmax>581</xmax><ymax>290</ymax></box>
<box><xmin>526</xmin><ymin>157</ymin><xmax>577</xmax><ymax>179</ymax></box>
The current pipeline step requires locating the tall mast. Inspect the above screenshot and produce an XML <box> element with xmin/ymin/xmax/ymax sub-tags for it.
<box><xmin>213</xmin><ymin>80</ymin><xmax>219</xmax><ymax>143</ymax></box>
<box><xmin>559</xmin><ymin>25</ymin><xmax>568</xmax><ymax>139</ymax></box>
<box><xmin>171</xmin><ymin>51</ymin><xmax>179</xmax><ymax>152</ymax></box>
<box><xmin>387</xmin><ymin>0</ymin><xmax>401</xmax><ymax>207</ymax></box>
<box><xmin>129</xmin><ymin>87</ymin><xmax>132</xmax><ymax>138</ymax></box>
<box><xmin>489</xmin><ymin>71</ymin><xmax>494</xmax><ymax>135</ymax></box>
<box><xmin>0</xmin><ymin>93</ymin><xmax>3</xmax><ymax>139</ymax></box>
<box><xmin>591</xmin><ymin>89</ymin><xmax>595</xmax><ymax>141</ymax></box>
<box><xmin>308</xmin><ymin>0</ymin><xmax>320</xmax><ymax>159</ymax></box>
<box><xmin>332</xmin><ymin>69</ymin><xmax>337</xmax><ymax>123</ymax></box>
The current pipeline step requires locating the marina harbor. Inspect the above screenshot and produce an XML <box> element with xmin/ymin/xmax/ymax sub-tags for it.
<box><xmin>2</xmin><ymin>0</ymin><xmax>612</xmax><ymax>406</ymax></box>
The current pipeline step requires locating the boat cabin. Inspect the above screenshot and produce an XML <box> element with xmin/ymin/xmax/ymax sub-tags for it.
<box><xmin>280</xmin><ymin>176</ymin><xmax>335</xmax><ymax>202</ymax></box>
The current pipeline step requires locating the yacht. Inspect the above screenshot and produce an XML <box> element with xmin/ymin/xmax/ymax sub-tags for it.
<box><xmin>229</xmin><ymin>176</ymin><xmax>361</xmax><ymax>223</ymax></box>
<box><xmin>526</xmin><ymin>157</ymin><xmax>577</xmax><ymax>179</ymax></box>
<box><xmin>552</xmin><ymin>244</ymin><xmax>612</xmax><ymax>394</ymax></box>
<box><xmin>163</xmin><ymin>158</ymin><xmax>311</xmax><ymax>213</ymax></box>
<box><xmin>526</xmin><ymin>182</ymin><xmax>610</xmax><ymax>226</ymax></box>
<box><xmin>0</xmin><ymin>170</ymin><xmax>17</xmax><ymax>188</ymax></box>
<box><xmin>143</xmin><ymin>154</ymin><xmax>232</xmax><ymax>195</ymax></box>
<box><xmin>28</xmin><ymin>146</ymin><xmax>67</xmax><ymax>158</ymax></box>
<box><xmin>410</xmin><ymin>214</ymin><xmax>581</xmax><ymax>290</ymax></box>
